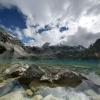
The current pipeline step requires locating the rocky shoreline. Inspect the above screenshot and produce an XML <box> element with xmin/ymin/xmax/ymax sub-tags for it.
<box><xmin>0</xmin><ymin>64</ymin><xmax>100</xmax><ymax>100</ymax></box>
<box><xmin>0</xmin><ymin>64</ymin><xmax>85</xmax><ymax>96</ymax></box>
<box><xmin>3</xmin><ymin>64</ymin><xmax>86</xmax><ymax>87</ymax></box>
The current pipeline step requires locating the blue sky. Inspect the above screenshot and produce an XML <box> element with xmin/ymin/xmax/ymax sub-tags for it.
<box><xmin>0</xmin><ymin>7</ymin><xmax>34</xmax><ymax>43</ymax></box>
<box><xmin>0</xmin><ymin>0</ymin><xmax>100</xmax><ymax>47</ymax></box>
<box><xmin>0</xmin><ymin>7</ymin><xmax>26</xmax><ymax>29</ymax></box>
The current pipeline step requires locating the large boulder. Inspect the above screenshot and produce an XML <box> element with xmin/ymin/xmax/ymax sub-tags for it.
<box><xmin>18</xmin><ymin>64</ymin><xmax>84</xmax><ymax>87</ymax></box>
<box><xmin>3</xmin><ymin>64</ymin><xmax>86</xmax><ymax>87</ymax></box>
<box><xmin>4</xmin><ymin>64</ymin><xmax>29</xmax><ymax>78</ymax></box>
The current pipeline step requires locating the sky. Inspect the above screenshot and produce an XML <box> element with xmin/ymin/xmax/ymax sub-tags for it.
<box><xmin>0</xmin><ymin>0</ymin><xmax>100</xmax><ymax>47</ymax></box>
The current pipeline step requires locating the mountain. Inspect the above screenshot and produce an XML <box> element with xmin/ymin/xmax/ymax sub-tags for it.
<box><xmin>29</xmin><ymin>40</ymin><xmax>100</xmax><ymax>60</ymax></box>
<box><xmin>84</xmin><ymin>39</ymin><xmax>100</xmax><ymax>59</ymax></box>
<box><xmin>90</xmin><ymin>39</ymin><xmax>100</xmax><ymax>52</ymax></box>
<box><xmin>0</xmin><ymin>27</ymin><xmax>30</xmax><ymax>59</ymax></box>
<box><xmin>27</xmin><ymin>43</ymin><xmax>85</xmax><ymax>59</ymax></box>
<box><xmin>0</xmin><ymin>27</ymin><xmax>100</xmax><ymax>60</ymax></box>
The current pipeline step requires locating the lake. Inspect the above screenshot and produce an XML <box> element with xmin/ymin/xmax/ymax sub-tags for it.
<box><xmin>0</xmin><ymin>59</ymin><xmax>100</xmax><ymax>100</ymax></box>
<box><xmin>4</xmin><ymin>59</ymin><xmax>99</xmax><ymax>75</ymax></box>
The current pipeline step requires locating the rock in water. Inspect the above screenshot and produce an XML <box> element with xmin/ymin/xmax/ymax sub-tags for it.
<box><xmin>0</xmin><ymin>80</ymin><xmax>21</xmax><ymax>97</ymax></box>
<box><xmin>18</xmin><ymin>64</ymin><xmax>83</xmax><ymax>87</ymax></box>
<box><xmin>25</xmin><ymin>89</ymin><xmax>33</xmax><ymax>96</ymax></box>
<box><xmin>3</xmin><ymin>64</ymin><xmax>85</xmax><ymax>87</ymax></box>
<box><xmin>92</xmin><ymin>95</ymin><xmax>100</xmax><ymax>100</ymax></box>
<box><xmin>4</xmin><ymin>64</ymin><xmax>29</xmax><ymax>78</ymax></box>
<box><xmin>33</xmin><ymin>95</ymin><xmax>43</xmax><ymax>100</ymax></box>
<box><xmin>43</xmin><ymin>94</ymin><xmax>61</xmax><ymax>100</ymax></box>
<box><xmin>21</xmin><ymin>65</ymin><xmax>44</xmax><ymax>79</ymax></box>
<box><xmin>0</xmin><ymin>89</ymin><xmax>24</xmax><ymax>100</ymax></box>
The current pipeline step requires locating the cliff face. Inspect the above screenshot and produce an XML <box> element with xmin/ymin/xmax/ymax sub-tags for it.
<box><xmin>0</xmin><ymin>28</ymin><xmax>29</xmax><ymax>59</ymax></box>
<box><xmin>87</xmin><ymin>39</ymin><xmax>100</xmax><ymax>58</ymax></box>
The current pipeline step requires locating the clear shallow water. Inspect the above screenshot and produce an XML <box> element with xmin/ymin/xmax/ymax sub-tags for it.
<box><xmin>36</xmin><ymin>86</ymin><xmax>91</xmax><ymax>100</ymax></box>
<box><xmin>1</xmin><ymin>59</ymin><xmax>100</xmax><ymax>75</ymax></box>
<box><xmin>8</xmin><ymin>59</ymin><xmax>100</xmax><ymax>75</ymax></box>
<box><xmin>0</xmin><ymin>80</ymin><xmax>99</xmax><ymax>100</ymax></box>
<box><xmin>0</xmin><ymin>59</ymin><xmax>100</xmax><ymax>100</ymax></box>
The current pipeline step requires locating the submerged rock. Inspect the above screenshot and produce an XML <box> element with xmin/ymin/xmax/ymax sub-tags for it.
<box><xmin>3</xmin><ymin>64</ymin><xmax>86</xmax><ymax>88</ymax></box>
<box><xmin>33</xmin><ymin>95</ymin><xmax>43</xmax><ymax>100</ymax></box>
<box><xmin>0</xmin><ymin>80</ymin><xmax>22</xmax><ymax>97</ymax></box>
<box><xmin>92</xmin><ymin>95</ymin><xmax>100</xmax><ymax>100</ymax></box>
<box><xmin>0</xmin><ymin>90</ymin><xmax>24</xmax><ymax>100</ymax></box>
<box><xmin>21</xmin><ymin>65</ymin><xmax>45</xmax><ymax>79</ymax></box>
<box><xmin>85</xmin><ymin>89</ymin><xmax>100</xmax><ymax>100</ymax></box>
<box><xmin>4</xmin><ymin>64</ymin><xmax>29</xmax><ymax>78</ymax></box>
<box><xmin>18</xmin><ymin>64</ymin><xmax>84</xmax><ymax>87</ymax></box>
<box><xmin>43</xmin><ymin>94</ymin><xmax>61</xmax><ymax>100</ymax></box>
<box><xmin>85</xmin><ymin>89</ymin><xmax>98</xmax><ymax>96</ymax></box>
<box><xmin>25</xmin><ymin>89</ymin><xmax>33</xmax><ymax>96</ymax></box>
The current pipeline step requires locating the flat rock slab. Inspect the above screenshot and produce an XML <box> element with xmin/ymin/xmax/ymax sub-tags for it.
<box><xmin>17</xmin><ymin>64</ymin><xmax>84</xmax><ymax>87</ymax></box>
<box><xmin>3</xmin><ymin>64</ymin><xmax>87</xmax><ymax>88</ymax></box>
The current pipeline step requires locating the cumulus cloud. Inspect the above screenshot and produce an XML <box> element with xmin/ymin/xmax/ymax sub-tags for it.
<box><xmin>66</xmin><ymin>27</ymin><xmax>100</xmax><ymax>47</ymax></box>
<box><xmin>79</xmin><ymin>15</ymin><xmax>100</xmax><ymax>33</ymax></box>
<box><xmin>24</xmin><ymin>20</ymin><xmax>78</xmax><ymax>47</ymax></box>
<box><xmin>0</xmin><ymin>0</ymin><xmax>100</xmax><ymax>47</ymax></box>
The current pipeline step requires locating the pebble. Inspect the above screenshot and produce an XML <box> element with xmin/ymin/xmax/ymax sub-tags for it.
<box><xmin>32</xmin><ymin>95</ymin><xmax>43</xmax><ymax>100</ymax></box>
<box><xmin>26</xmin><ymin>89</ymin><xmax>33</xmax><ymax>96</ymax></box>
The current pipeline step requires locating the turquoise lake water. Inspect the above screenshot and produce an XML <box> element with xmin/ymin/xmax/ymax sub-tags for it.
<box><xmin>0</xmin><ymin>58</ymin><xmax>100</xmax><ymax>75</ymax></box>
<box><xmin>1</xmin><ymin>59</ymin><xmax>99</xmax><ymax>75</ymax></box>
<box><xmin>0</xmin><ymin>59</ymin><xmax>100</xmax><ymax>100</ymax></box>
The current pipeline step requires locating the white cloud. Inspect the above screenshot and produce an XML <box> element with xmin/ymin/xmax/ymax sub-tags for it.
<box><xmin>67</xmin><ymin>27</ymin><xmax>100</xmax><ymax>47</ymax></box>
<box><xmin>23</xmin><ymin>19</ymin><xmax>78</xmax><ymax>47</ymax></box>
<box><xmin>79</xmin><ymin>15</ymin><xmax>100</xmax><ymax>33</ymax></box>
<box><xmin>0</xmin><ymin>0</ymin><xmax>100</xmax><ymax>47</ymax></box>
<box><xmin>14</xmin><ymin>28</ymin><xmax>23</xmax><ymax>40</ymax></box>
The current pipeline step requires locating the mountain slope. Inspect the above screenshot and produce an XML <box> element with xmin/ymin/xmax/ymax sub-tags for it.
<box><xmin>0</xmin><ymin>27</ymin><xmax>100</xmax><ymax>60</ymax></box>
<box><xmin>0</xmin><ymin>28</ymin><xmax>29</xmax><ymax>59</ymax></box>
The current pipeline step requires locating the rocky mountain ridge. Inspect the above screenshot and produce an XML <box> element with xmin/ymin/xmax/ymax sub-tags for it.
<box><xmin>0</xmin><ymin>27</ymin><xmax>100</xmax><ymax>59</ymax></box>
<box><xmin>0</xmin><ymin>28</ymin><xmax>30</xmax><ymax>59</ymax></box>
